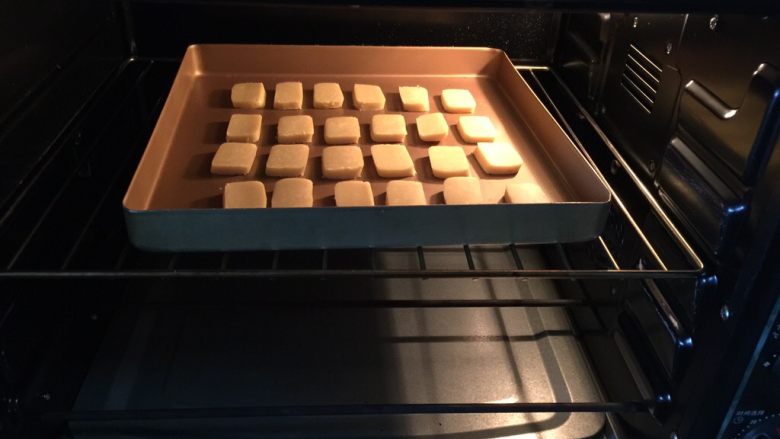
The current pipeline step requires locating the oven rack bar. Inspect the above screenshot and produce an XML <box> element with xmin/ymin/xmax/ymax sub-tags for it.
<box><xmin>44</xmin><ymin>401</ymin><xmax>657</xmax><ymax>423</ymax></box>
<box><xmin>0</xmin><ymin>268</ymin><xmax>699</xmax><ymax>279</ymax></box>
<box><xmin>126</xmin><ymin>298</ymin><xmax>618</xmax><ymax>308</ymax></box>
<box><xmin>0</xmin><ymin>242</ymin><xmax>700</xmax><ymax>280</ymax></box>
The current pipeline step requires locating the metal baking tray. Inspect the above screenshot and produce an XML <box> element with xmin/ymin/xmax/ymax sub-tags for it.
<box><xmin>123</xmin><ymin>45</ymin><xmax>610</xmax><ymax>251</ymax></box>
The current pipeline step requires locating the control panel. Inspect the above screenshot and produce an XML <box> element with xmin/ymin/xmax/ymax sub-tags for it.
<box><xmin>723</xmin><ymin>314</ymin><xmax>780</xmax><ymax>438</ymax></box>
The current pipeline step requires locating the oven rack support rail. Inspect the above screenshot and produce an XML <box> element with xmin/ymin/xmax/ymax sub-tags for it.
<box><xmin>44</xmin><ymin>401</ymin><xmax>656</xmax><ymax>424</ymax></box>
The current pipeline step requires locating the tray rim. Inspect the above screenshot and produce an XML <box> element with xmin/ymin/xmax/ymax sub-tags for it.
<box><xmin>122</xmin><ymin>44</ymin><xmax>611</xmax><ymax>250</ymax></box>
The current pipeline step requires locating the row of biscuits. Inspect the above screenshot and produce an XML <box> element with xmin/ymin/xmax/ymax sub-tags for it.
<box><xmin>212</xmin><ymin>143</ymin><xmax>523</xmax><ymax>179</ymax></box>
<box><xmin>224</xmin><ymin>178</ymin><xmax>548</xmax><ymax>209</ymax></box>
<box><xmin>232</xmin><ymin>82</ymin><xmax>478</xmax><ymax>113</ymax></box>
<box><xmin>225</xmin><ymin>113</ymin><xmax>497</xmax><ymax>145</ymax></box>
<box><xmin>221</xmin><ymin>81</ymin><xmax>540</xmax><ymax>209</ymax></box>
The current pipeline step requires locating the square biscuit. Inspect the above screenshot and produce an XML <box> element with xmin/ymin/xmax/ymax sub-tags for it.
<box><xmin>231</xmin><ymin>83</ymin><xmax>266</xmax><ymax>109</ymax></box>
<box><xmin>271</xmin><ymin>178</ymin><xmax>313</xmax><ymax>208</ymax></box>
<box><xmin>322</xmin><ymin>145</ymin><xmax>364</xmax><ymax>179</ymax></box>
<box><xmin>223</xmin><ymin>181</ymin><xmax>267</xmax><ymax>208</ymax></box>
<box><xmin>475</xmin><ymin>142</ymin><xmax>523</xmax><ymax>175</ymax></box>
<box><xmin>226</xmin><ymin>114</ymin><xmax>262</xmax><ymax>143</ymax></box>
<box><xmin>274</xmin><ymin>81</ymin><xmax>303</xmax><ymax>110</ymax></box>
<box><xmin>399</xmin><ymin>86</ymin><xmax>430</xmax><ymax>112</ymax></box>
<box><xmin>370</xmin><ymin>114</ymin><xmax>407</xmax><ymax>142</ymax></box>
<box><xmin>266</xmin><ymin>144</ymin><xmax>310</xmax><ymax>177</ymax></box>
<box><xmin>277</xmin><ymin>115</ymin><xmax>314</xmax><ymax>143</ymax></box>
<box><xmin>443</xmin><ymin>176</ymin><xmax>482</xmax><ymax>205</ymax></box>
<box><xmin>386</xmin><ymin>180</ymin><xmax>427</xmax><ymax>206</ymax></box>
<box><xmin>334</xmin><ymin>181</ymin><xmax>374</xmax><ymax>207</ymax></box>
<box><xmin>441</xmin><ymin>89</ymin><xmax>476</xmax><ymax>113</ymax></box>
<box><xmin>353</xmin><ymin>84</ymin><xmax>385</xmax><ymax>110</ymax></box>
<box><xmin>211</xmin><ymin>142</ymin><xmax>257</xmax><ymax>175</ymax></box>
<box><xmin>324</xmin><ymin>116</ymin><xmax>360</xmax><ymax>144</ymax></box>
<box><xmin>457</xmin><ymin>116</ymin><xmax>497</xmax><ymax>143</ymax></box>
<box><xmin>416</xmin><ymin>113</ymin><xmax>448</xmax><ymax>142</ymax></box>
<box><xmin>314</xmin><ymin>83</ymin><xmax>344</xmax><ymax>109</ymax></box>
<box><xmin>505</xmin><ymin>183</ymin><xmax>549</xmax><ymax>204</ymax></box>
<box><xmin>429</xmin><ymin>146</ymin><xmax>470</xmax><ymax>178</ymax></box>
<box><xmin>371</xmin><ymin>144</ymin><xmax>415</xmax><ymax>178</ymax></box>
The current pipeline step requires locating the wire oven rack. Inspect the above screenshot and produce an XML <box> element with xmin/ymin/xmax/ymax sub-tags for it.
<box><xmin>0</xmin><ymin>59</ymin><xmax>705</xmax><ymax>431</ymax></box>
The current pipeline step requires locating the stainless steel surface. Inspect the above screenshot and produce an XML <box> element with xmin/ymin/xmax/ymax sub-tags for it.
<box><xmin>677</xmin><ymin>62</ymin><xmax>780</xmax><ymax>183</ymax></box>
<box><xmin>72</xmin><ymin>246</ymin><xmax>605</xmax><ymax>438</ymax></box>
<box><xmin>684</xmin><ymin>80</ymin><xmax>737</xmax><ymax>120</ymax></box>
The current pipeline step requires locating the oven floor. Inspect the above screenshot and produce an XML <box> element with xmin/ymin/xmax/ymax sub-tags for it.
<box><xmin>71</xmin><ymin>247</ymin><xmax>605</xmax><ymax>438</ymax></box>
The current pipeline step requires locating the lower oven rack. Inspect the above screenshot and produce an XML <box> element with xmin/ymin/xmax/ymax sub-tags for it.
<box><xmin>50</xmin><ymin>403</ymin><xmax>651</xmax><ymax>422</ymax></box>
<box><xmin>0</xmin><ymin>59</ymin><xmax>704</xmax><ymax>437</ymax></box>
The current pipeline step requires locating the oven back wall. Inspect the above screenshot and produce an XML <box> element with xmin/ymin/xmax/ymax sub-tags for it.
<box><xmin>0</xmin><ymin>1</ymin><xmax>112</xmax><ymax>125</ymax></box>
<box><xmin>125</xmin><ymin>1</ymin><xmax>558</xmax><ymax>63</ymax></box>
<box><xmin>0</xmin><ymin>1</ymin><xmax>126</xmax><ymax>210</ymax></box>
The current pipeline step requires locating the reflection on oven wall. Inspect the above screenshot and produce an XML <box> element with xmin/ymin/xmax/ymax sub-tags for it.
<box><xmin>556</xmin><ymin>13</ymin><xmax>780</xmax><ymax>262</ymax></box>
<box><xmin>663</xmin><ymin>15</ymin><xmax>779</xmax><ymax>263</ymax></box>
<box><xmin>126</xmin><ymin>2</ymin><xmax>559</xmax><ymax>63</ymax></box>
<box><xmin>556</xmin><ymin>13</ymin><xmax>780</xmax><ymax>439</ymax></box>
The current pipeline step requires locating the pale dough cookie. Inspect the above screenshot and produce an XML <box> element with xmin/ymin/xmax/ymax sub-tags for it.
<box><xmin>224</xmin><ymin>181</ymin><xmax>267</xmax><ymax>208</ymax></box>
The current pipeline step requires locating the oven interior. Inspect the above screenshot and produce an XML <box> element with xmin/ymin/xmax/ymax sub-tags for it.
<box><xmin>1</xmin><ymin>2</ymin><xmax>779</xmax><ymax>439</ymax></box>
